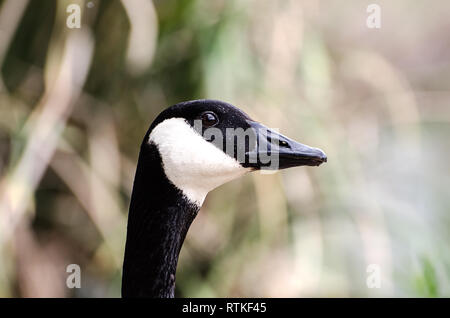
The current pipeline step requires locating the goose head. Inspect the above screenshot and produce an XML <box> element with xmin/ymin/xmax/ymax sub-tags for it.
<box><xmin>143</xmin><ymin>99</ymin><xmax>327</xmax><ymax>206</ymax></box>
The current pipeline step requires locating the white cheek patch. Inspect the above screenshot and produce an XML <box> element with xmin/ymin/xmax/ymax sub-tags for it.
<box><xmin>149</xmin><ymin>118</ymin><xmax>250</xmax><ymax>206</ymax></box>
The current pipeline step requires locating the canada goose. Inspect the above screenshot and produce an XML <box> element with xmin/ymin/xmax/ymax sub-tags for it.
<box><xmin>122</xmin><ymin>99</ymin><xmax>327</xmax><ymax>298</ymax></box>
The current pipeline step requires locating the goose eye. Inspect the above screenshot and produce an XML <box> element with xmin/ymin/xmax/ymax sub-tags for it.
<box><xmin>201</xmin><ymin>112</ymin><xmax>219</xmax><ymax>127</ymax></box>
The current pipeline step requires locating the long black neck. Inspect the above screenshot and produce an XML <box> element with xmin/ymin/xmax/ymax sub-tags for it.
<box><xmin>122</xmin><ymin>143</ymin><xmax>199</xmax><ymax>298</ymax></box>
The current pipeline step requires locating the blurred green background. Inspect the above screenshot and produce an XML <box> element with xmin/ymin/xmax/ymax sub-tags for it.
<box><xmin>0</xmin><ymin>0</ymin><xmax>449</xmax><ymax>297</ymax></box>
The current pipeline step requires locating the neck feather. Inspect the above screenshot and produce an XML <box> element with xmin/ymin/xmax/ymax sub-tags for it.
<box><xmin>122</xmin><ymin>143</ymin><xmax>199</xmax><ymax>298</ymax></box>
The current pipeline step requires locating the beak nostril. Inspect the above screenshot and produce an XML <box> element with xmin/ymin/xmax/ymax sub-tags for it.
<box><xmin>267</xmin><ymin>136</ymin><xmax>290</xmax><ymax>149</ymax></box>
<box><xmin>279</xmin><ymin>140</ymin><xmax>290</xmax><ymax>148</ymax></box>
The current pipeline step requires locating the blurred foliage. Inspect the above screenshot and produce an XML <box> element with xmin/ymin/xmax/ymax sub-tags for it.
<box><xmin>0</xmin><ymin>0</ymin><xmax>449</xmax><ymax>297</ymax></box>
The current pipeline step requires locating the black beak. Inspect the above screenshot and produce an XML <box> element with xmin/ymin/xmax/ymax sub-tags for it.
<box><xmin>244</xmin><ymin>121</ymin><xmax>327</xmax><ymax>170</ymax></box>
